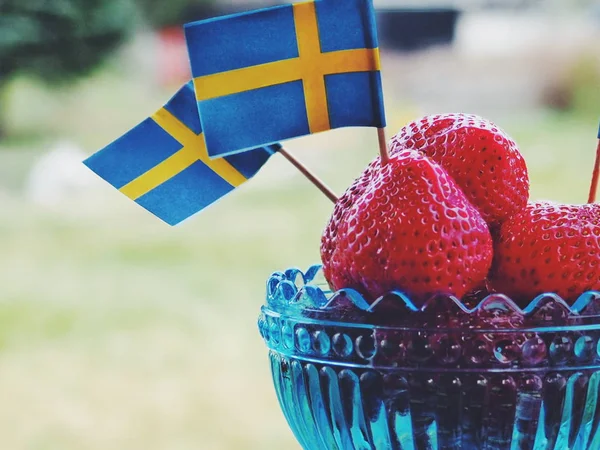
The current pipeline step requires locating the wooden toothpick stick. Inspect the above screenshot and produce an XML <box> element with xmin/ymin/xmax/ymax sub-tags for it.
<box><xmin>588</xmin><ymin>129</ymin><xmax>600</xmax><ymax>203</ymax></box>
<box><xmin>377</xmin><ymin>128</ymin><xmax>390</xmax><ymax>165</ymax></box>
<box><xmin>279</xmin><ymin>147</ymin><xmax>338</xmax><ymax>203</ymax></box>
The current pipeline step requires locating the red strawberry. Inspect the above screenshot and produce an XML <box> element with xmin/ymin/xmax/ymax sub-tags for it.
<box><xmin>325</xmin><ymin>150</ymin><xmax>494</xmax><ymax>302</ymax></box>
<box><xmin>321</xmin><ymin>158</ymin><xmax>379</xmax><ymax>284</ymax></box>
<box><xmin>390</xmin><ymin>113</ymin><xmax>529</xmax><ymax>224</ymax></box>
<box><xmin>489</xmin><ymin>202</ymin><xmax>600</xmax><ymax>304</ymax></box>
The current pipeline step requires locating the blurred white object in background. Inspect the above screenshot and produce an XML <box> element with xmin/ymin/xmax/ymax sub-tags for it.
<box><xmin>455</xmin><ymin>11</ymin><xmax>598</xmax><ymax>58</ymax></box>
<box><xmin>25</xmin><ymin>141</ymin><xmax>101</xmax><ymax>206</ymax></box>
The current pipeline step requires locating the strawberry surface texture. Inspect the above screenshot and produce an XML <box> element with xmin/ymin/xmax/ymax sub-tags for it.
<box><xmin>321</xmin><ymin>158</ymin><xmax>379</xmax><ymax>281</ymax></box>
<box><xmin>324</xmin><ymin>150</ymin><xmax>494</xmax><ymax>302</ymax></box>
<box><xmin>390</xmin><ymin>113</ymin><xmax>529</xmax><ymax>224</ymax></box>
<box><xmin>490</xmin><ymin>202</ymin><xmax>600</xmax><ymax>304</ymax></box>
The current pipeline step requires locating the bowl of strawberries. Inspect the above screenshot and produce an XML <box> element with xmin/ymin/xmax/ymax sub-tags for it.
<box><xmin>259</xmin><ymin>267</ymin><xmax>600</xmax><ymax>450</ymax></box>
<box><xmin>258</xmin><ymin>114</ymin><xmax>600</xmax><ymax>450</ymax></box>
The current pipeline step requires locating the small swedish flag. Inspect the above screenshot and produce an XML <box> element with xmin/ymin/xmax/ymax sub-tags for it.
<box><xmin>185</xmin><ymin>0</ymin><xmax>386</xmax><ymax>158</ymax></box>
<box><xmin>84</xmin><ymin>82</ymin><xmax>280</xmax><ymax>225</ymax></box>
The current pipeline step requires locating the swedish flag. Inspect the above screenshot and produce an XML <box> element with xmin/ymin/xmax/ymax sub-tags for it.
<box><xmin>84</xmin><ymin>82</ymin><xmax>280</xmax><ymax>226</ymax></box>
<box><xmin>185</xmin><ymin>0</ymin><xmax>386</xmax><ymax>158</ymax></box>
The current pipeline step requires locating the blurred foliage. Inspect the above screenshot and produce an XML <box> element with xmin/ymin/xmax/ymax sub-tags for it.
<box><xmin>134</xmin><ymin>0</ymin><xmax>218</xmax><ymax>28</ymax></box>
<box><xmin>542</xmin><ymin>52</ymin><xmax>600</xmax><ymax>116</ymax></box>
<box><xmin>0</xmin><ymin>0</ymin><xmax>136</xmax><ymax>83</ymax></box>
<box><xmin>566</xmin><ymin>54</ymin><xmax>600</xmax><ymax>116</ymax></box>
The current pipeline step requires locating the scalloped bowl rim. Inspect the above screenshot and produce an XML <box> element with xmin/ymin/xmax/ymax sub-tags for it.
<box><xmin>263</xmin><ymin>265</ymin><xmax>600</xmax><ymax>331</ymax></box>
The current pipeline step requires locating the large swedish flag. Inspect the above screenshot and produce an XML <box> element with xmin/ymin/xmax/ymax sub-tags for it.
<box><xmin>185</xmin><ymin>0</ymin><xmax>386</xmax><ymax>158</ymax></box>
<box><xmin>84</xmin><ymin>82</ymin><xmax>280</xmax><ymax>226</ymax></box>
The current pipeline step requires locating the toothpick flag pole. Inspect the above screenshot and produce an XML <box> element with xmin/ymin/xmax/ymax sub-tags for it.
<box><xmin>279</xmin><ymin>147</ymin><xmax>338</xmax><ymax>203</ymax></box>
<box><xmin>588</xmin><ymin>122</ymin><xmax>600</xmax><ymax>203</ymax></box>
<box><xmin>377</xmin><ymin>128</ymin><xmax>390</xmax><ymax>165</ymax></box>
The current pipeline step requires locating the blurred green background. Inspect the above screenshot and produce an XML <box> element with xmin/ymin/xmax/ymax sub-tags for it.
<box><xmin>0</xmin><ymin>0</ymin><xmax>599</xmax><ymax>449</ymax></box>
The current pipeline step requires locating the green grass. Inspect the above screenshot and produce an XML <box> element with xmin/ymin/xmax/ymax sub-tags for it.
<box><xmin>0</xmin><ymin>65</ymin><xmax>598</xmax><ymax>449</ymax></box>
<box><xmin>0</xmin><ymin>182</ymin><xmax>323</xmax><ymax>449</ymax></box>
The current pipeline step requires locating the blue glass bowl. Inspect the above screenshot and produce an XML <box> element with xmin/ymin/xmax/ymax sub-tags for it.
<box><xmin>258</xmin><ymin>266</ymin><xmax>600</xmax><ymax>450</ymax></box>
